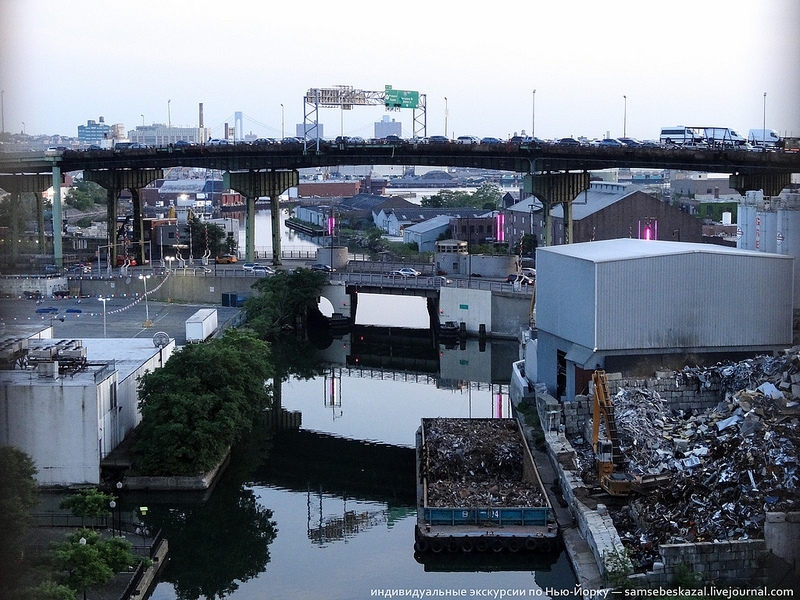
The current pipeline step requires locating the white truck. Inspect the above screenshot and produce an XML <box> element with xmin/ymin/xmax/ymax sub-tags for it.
<box><xmin>748</xmin><ymin>128</ymin><xmax>781</xmax><ymax>148</ymax></box>
<box><xmin>185</xmin><ymin>308</ymin><xmax>218</xmax><ymax>343</ymax></box>
<box><xmin>700</xmin><ymin>127</ymin><xmax>748</xmax><ymax>147</ymax></box>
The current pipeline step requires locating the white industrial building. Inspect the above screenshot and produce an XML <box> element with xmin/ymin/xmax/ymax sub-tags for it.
<box><xmin>528</xmin><ymin>238</ymin><xmax>794</xmax><ymax>401</ymax></box>
<box><xmin>737</xmin><ymin>189</ymin><xmax>800</xmax><ymax>309</ymax></box>
<box><xmin>0</xmin><ymin>337</ymin><xmax>175</xmax><ymax>487</ymax></box>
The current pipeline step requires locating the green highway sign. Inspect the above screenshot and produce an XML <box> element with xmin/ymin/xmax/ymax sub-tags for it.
<box><xmin>384</xmin><ymin>85</ymin><xmax>419</xmax><ymax>109</ymax></box>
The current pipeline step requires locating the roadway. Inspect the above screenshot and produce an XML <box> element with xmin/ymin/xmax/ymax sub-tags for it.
<box><xmin>1</xmin><ymin>139</ymin><xmax>799</xmax><ymax>176</ymax></box>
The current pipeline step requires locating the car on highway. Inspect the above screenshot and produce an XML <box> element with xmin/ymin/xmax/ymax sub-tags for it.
<box><xmin>390</xmin><ymin>267</ymin><xmax>421</xmax><ymax>277</ymax></box>
<box><xmin>599</xmin><ymin>138</ymin><xmax>624</xmax><ymax>147</ymax></box>
<box><xmin>252</xmin><ymin>265</ymin><xmax>275</xmax><ymax>276</ymax></box>
<box><xmin>456</xmin><ymin>135</ymin><xmax>480</xmax><ymax>145</ymax></box>
<box><xmin>241</xmin><ymin>262</ymin><xmax>261</xmax><ymax>271</ymax></box>
<box><xmin>427</xmin><ymin>135</ymin><xmax>450</xmax><ymax>145</ymax></box>
<box><xmin>310</xmin><ymin>263</ymin><xmax>335</xmax><ymax>272</ymax></box>
<box><xmin>215</xmin><ymin>254</ymin><xmax>238</xmax><ymax>264</ymax></box>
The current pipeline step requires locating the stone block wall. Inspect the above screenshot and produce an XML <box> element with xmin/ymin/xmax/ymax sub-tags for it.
<box><xmin>631</xmin><ymin>540</ymin><xmax>767</xmax><ymax>588</ymax></box>
<box><xmin>561</xmin><ymin>371</ymin><xmax>725</xmax><ymax>437</ymax></box>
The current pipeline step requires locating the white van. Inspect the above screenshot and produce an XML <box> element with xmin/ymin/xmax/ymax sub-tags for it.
<box><xmin>748</xmin><ymin>129</ymin><xmax>781</xmax><ymax>148</ymax></box>
<box><xmin>659</xmin><ymin>127</ymin><xmax>704</xmax><ymax>146</ymax></box>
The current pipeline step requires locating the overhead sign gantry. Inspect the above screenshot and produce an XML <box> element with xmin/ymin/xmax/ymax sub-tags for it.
<box><xmin>303</xmin><ymin>85</ymin><xmax>426</xmax><ymax>150</ymax></box>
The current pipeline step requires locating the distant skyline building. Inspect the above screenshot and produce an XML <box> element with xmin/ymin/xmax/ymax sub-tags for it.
<box><xmin>128</xmin><ymin>123</ymin><xmax>210</xmax><ymax>145</ymax></box>
<box><xmin>77</xmin><ymin>117</ymin><xmax>111</xmax><ymax>144</ymax></box>
<box><xmin>375</xmin><ymin>115</ymin><xmax>401</xmax><ymax>139</ymax></box>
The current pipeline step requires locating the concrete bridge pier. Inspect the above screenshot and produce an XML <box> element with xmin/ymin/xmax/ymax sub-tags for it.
<box><xmin>226</xmin><ymin>170</ymin><xmax>299</xmax><ymax>264</ymax></box>
<box><xmin>729</xmin><ymin>172</ymin><xmax>792</xmax><ymax>197</ymax></box>
<box><xmin>84</xmin><ymin>169</ymin><xmax>163</xmax><ymax>267</ymax></box>
<box><xmin>524</xmin><ymin>171</ymin><xmax>591</xmax><ymax>245</ymax></box>
<box><xmin>0</xmin><ymin>173</ymin><xmax>55</xmax><ymax>268</ymax></box>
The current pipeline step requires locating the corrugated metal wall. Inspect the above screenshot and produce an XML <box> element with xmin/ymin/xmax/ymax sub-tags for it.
<box><xmin>536</xmin><ymin>251</ymin><xmax>597</xmax><ymax>350</ymax></box>
<box><xmin>538</xmin><ymin>242</ymin><xmax>793</xmax><ymax>354</ymax></box>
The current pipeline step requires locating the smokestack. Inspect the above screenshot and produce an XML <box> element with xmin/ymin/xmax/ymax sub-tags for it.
<box><xmin>199</xmin><ymin>103</ymin><xmax>204</xmax><ymax>128</ymax></box>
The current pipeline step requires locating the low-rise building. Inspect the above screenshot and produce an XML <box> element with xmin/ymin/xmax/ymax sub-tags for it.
<box><xmin>0</xmin><ymin>337</ymin><xmax>175</xmax><ymax>486</ymax></box>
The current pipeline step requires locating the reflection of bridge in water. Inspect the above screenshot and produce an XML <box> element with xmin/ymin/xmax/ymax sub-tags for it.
<box><xmin>306</xmin><ymin>487</ymin><xmax>388</xmax><ymax>546</ymax></box>
<box><xmin>253</xmin><ymin>425</ymin><xmax>417</xmax><ymax>507</ymax></box>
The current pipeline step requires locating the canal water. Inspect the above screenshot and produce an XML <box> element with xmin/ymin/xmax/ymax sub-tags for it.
<box><xmin>142</xmin><ymin>209</ymin><xmax>578</xmax><ymax>599</ymax></box>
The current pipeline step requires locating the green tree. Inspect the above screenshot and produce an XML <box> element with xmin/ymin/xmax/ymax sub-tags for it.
<box><xmin>64</xmin><ymin>180</ymin><xmax>106</xmax><ymax>212</ymax></box>
<box><xmin>132</xmin><ymin>330</ymin><xmax>273</xmax><ymax>476</ymax></box>
<box><xmin>245</xmin><ymin>268</ymin><xmax>328</xmax><ymax>340</ymax></box>
<box><xmin>59</xmin><ymin>489</ymin><xmax>115</xmax><ymax>527</ymax></box>
<box><xmin>188</xmin><ymin>218</ymin><xmax>231</xmax><ymax>259</ymax></box>
<box><xmin>0</xmin><ymin>447</ymin><xmax>39</xmax><ymax>592</ymax></box>
<box><xmin>473</xmin><ymin>182</ymin><xmax>502</xmax><ymax>210</ymax></box>
<box><xmin>13</xmin><ymin>581</ymin><xmax>75</xmax><ymax>600</ymax></box>
<box><xmin>50</xmin><ymin>529</ymin><xmax>138</xmax><ymax>599</ymax></box>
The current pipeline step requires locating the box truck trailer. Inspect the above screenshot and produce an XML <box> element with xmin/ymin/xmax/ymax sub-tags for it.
<box><xmin>185</xmin><ymin>308</ymin><xmax>218</xmax><ymax>343</ymax></box>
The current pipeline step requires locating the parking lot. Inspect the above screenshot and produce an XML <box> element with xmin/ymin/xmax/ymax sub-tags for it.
<box><xmin>0</xmin><ymin>296</ymin><xmax>242</xmax><ymax>346</ymax></box>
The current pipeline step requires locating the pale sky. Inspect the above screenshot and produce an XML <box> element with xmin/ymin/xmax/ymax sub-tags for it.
<box><xmin>1</xmin><ymin>0</ymin><xmax>798</xmax><ymax>142</ymax></box>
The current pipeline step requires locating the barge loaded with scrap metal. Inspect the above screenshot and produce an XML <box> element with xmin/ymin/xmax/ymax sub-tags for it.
<box><xmin>415</xmin><ymin>418</ymin><xmax>558</xmax><ymax>553</ymax></box>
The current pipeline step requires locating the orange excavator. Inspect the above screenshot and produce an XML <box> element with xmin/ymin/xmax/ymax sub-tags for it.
<box><xmin>592</xmin><ymin>370</ymin><xmax>670</xmax><ymax>496</ymax></box>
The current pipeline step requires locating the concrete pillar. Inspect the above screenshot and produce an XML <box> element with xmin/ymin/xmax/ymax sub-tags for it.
<box><xmin>84</xmin><ymin>169</ymin><xmax>163</xmax><ymax>268</ymax></box>
<box><xmin>729</xmin><ymin>172</ymin><xmax>792</xmax><ymax>197</ymax></box>
<box><xmin>524</xmin><ymin>171</ymin><xmax>590</xmax><ymax>246</ymax></box>
<box><xmin>227</xmin><ymin>170</ymin><xmax>299</xmax><ymax>266</ymax></box>
<box><xmin>0</xmin><ymin>174</ymin><xmax>56</xmax><ymax>270</ymax></box>
<box><xmin>51</xmin><ymin>166</ymin><xmax>63</xmax><ymax>269</ymax></box>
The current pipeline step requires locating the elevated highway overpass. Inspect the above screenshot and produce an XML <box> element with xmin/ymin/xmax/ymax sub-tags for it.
<box><xmin>1</xmin><ymin>142</ymin><xmax>798</xmax><ymax>269</ymax></box>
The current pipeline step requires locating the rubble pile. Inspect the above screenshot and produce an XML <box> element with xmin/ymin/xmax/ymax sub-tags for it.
<box><xmin>423</xmin><ymin>418</ymin><xmax>546</xmax><ymax>508</ymax></box>
<box><xmin>606</xmin><ymin>352</ymin><xmax>800</xmax><ymax>570</ymax></box>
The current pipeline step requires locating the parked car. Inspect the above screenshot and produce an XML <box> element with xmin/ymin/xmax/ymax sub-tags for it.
<box><xmin>480</xmin><ymin>137</ymin><xmax>503</xmax><ymax>145</ymax></box>
<box><xmin>310</xmin><ymin>263</ymin><xmax>335</xmax><ymax>272</ymax></box>
<box><xmin>174</xmin><ymin>140</ymin><xmax>196</xmax><ymax>147</ymax></box>
<box><xmin>207</xmin><ymin>139</ymin><xmax>230</xmax><ymax>146</ymax></box>
<box><xmin>391</xmin><ymin>267</ymin><xmax>421</xmax><ymax>277</ymax></box>
<box><xmin>215</xmin><ymin>254</ymin><xmax>238</xmax><ymax>264</ymax></box>
<box><xmin>557</xmin><ymin>137</ymin><xmax>581</xmax><ymax>146</ymax></box>
<box><xmin>383</xmin><ymin>135</ymin><xmax>403</xmax><ymax>144</ymax></box>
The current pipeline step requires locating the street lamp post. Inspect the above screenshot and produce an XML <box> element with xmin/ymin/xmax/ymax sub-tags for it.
<box><xmin>141</xmin><ymin>114</ymin><xmax>145</xmax><ymax>127</ymax></box>
<box><xmin>98</xmin><ymin>297</ymin><xmax>108</xmax><ymax>338</ymax></box>
<box><xmin>280</xmin><ymin>103</ymin><xmax>285</xmax><ymax>140</ymax></box>
<box><xmin>139</xmin><ymin>274</ymin><xmax>152</xmax><ymax>327</ymax></box>
<box><xmin>167</xmin><ymin>99</ymin><xmax>172</xmax><ymax>131</ymax></box>
<box><xmin>109</xmin><ymin>500</ymin><xmax>116</xmax><ymax>536</ymax></box>
<box><xmin>444</xmin><ymin>97</ymin><xmax>448</xmax><ymax>138</ymax></box>
<box><xmin>1</xmin><ymin>89</ymin><xmax>4</xmax><ymax>134</ymax></box>
<box><xmin>532</xmin><ymin>89</ymin><xmax>536</xmax><ymax>139</ymax></box>
<box><xmin>762</xmin><ymin>92</ymin><xmax>767</xmax><ymax>152</ymax></box>
<box><xmin>623</xmin><ymin>95</ymin><xmax>627</xmax><ymax>138</ymax></box>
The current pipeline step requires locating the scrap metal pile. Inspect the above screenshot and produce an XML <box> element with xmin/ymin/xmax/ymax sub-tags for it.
<box><xmin>423</xmin><ymin>418</ymin><xmax>546</xmax><ymax>508</ymax></box>
<box><xmin>605</xmin><ymin>352</ymin><xmax>800</xmax><ymax>570</ymax></box>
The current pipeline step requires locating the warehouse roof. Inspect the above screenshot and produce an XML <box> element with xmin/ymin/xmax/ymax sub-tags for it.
<box><xmin>539</xmin><ymin>238</ymin><xmax>787</xmax><ymax>263</ymax></box>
